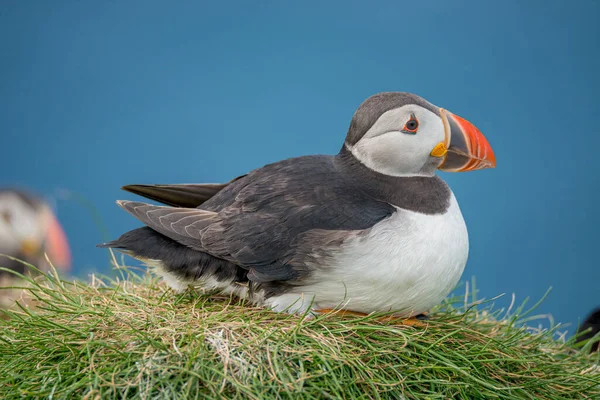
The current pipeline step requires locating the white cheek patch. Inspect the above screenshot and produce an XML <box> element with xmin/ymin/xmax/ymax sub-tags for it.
<box><xmin>351</xmin><ymin>133</ymin><xmax>426</xmax><ymax>176</ymax></box>
<box><xmin>0</xmin><ymin>222</ymin><xmax>21</xmax><ymax>253</ymax></box>
<box><xmin>0</xmin><ymin>196</ymin><xmax>45</xmax><ymax>253</ymax></box>
<box><xmin>349</xmin><ymin>106</ymin><xmax>445</xmax><ymax>177</ymax></box>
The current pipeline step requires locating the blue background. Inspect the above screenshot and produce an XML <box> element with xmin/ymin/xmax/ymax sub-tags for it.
<box><xmin>1</xmin><ymin>1</ymin><xmax>598</xmax><ymax>333</ymax></box>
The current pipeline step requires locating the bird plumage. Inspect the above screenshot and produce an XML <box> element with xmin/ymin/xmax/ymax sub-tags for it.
<box><xmin>100</xmin><ymin>92</ymin><xmax>496</xmax><ymax>316</ymax></box>
<box><xmin>576</xmin><ymin>308</ymin><xmax>600</xmax><ymax>353</ymax></box>
<box><xmin>0</xmin><ymin>188</ymin><xmax>71</xmax><ymax>275</ymax></box>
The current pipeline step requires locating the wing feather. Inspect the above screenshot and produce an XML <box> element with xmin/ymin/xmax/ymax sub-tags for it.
<box><xmin>121</xmin><ymin>175</ymin><xmax>247</xmax><ymax>207</ymax></box>
<box><xmin>116</xmin><ymin>200</ymin><xmax>218</xmax><ymax>246</ymax></box>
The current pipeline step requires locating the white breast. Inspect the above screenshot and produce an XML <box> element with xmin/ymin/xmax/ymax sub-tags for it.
<box><xmin>266</xmin><ymin>192</ymin><xmax>469</xmax><ymax>316</ymax></box>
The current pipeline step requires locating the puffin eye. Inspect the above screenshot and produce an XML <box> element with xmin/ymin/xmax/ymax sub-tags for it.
<box><xmin>1</xmin><ymin>211</ymin><xmax>12</xmax><ymax>224</ymax></box>
<box><xmin>402</xmin><ymin>114</ymin><xmax>419</xmax><ymax>134</ymax></box>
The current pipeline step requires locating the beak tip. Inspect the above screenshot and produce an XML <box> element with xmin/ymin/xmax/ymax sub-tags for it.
<box><xmin>440</xmin><ymin>111</ymin><xmax>496</xmax><ymax>172</ymax></box>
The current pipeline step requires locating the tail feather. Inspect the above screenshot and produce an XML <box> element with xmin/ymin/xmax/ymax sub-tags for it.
<box><xmin>96</xmin><ymin>240</ymin><xmax>122</xmax><ymax>248</ymax></box>
<box><xmin>98</xmin><ymin>227</ymin><xmax>248</xmax><ymax>285</ymax></box>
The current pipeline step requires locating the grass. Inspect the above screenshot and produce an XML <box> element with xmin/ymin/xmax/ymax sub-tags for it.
<box><xmin>0</xmin><ymin>262</ymin><xmax>599</xmax><ymax>399</ymax></box>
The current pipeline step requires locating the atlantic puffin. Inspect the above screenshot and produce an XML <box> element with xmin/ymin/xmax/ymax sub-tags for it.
<box><xmin>99</xmin><ymin>92</ymin><xmax>496</xmax><ymax>317</ymax></box>
<box><xmin>0</xmin><ymin>189</ymin><xmax>71</xmax><ymax>275</ymax></box>
<box><xmin>576</xmin><ymin>308</ymin><xmax>600</xmax><ymax>353</ymax></box>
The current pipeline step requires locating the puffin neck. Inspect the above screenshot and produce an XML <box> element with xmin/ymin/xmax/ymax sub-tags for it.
<box><xmin>334</xmin><ymin>147</ymin><xmax>451</xmax><ymax>215</ymax></box>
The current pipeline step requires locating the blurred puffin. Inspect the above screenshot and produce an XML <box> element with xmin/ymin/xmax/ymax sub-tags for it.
<box><xmin>576</xmin><ymin>308</ymin><xmax>600</xmax><ymax>353</ymax></box>
<box><xmin>100</xmin><ymin>92</ymin><xmax>496</xmax><ymax>317</ymax></box>
<box><xmin>0</xmin><ymin>189</ymin><xmax>71</xmax><ymax>275</ymax></box>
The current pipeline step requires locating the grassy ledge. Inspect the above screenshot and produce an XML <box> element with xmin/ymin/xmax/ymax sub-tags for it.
<box><xmin>0</xmin><ymin>266</ymin><xmax>599</xmax><ymax>400</ymax></box>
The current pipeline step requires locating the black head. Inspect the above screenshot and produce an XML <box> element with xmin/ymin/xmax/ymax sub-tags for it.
<box><xmin>341</xmin><ymin>92</ymin><xmax>496</xmax><ymax>177</ymax></box>
<box><xmin>583</xmin><ymin>308</ymin><xmax>600</xmax><ymax>326</ymax></box>
<box><xmin>345</xmin><ymin>92</ymin><xmax>440</xmax><ymax>147</ymax></box>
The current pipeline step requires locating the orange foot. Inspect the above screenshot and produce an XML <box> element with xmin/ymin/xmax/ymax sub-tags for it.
<box><xmin>316</xmin><ymin>309</ymin><xmax>428</xmax><ymax>327</ymax></box>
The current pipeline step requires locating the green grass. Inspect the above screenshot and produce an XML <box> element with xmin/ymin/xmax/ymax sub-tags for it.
<box><xmin>0</xmin><ymin>264</ymin><xmax>599</xmax><ymax>399</ymax></box>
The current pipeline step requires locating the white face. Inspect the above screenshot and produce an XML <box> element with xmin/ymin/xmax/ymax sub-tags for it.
<box><xmin>347</xmin><ymin>105</ymin><xmax>446</xmax><ymax>177</ymax></box>
<box><xmin>0</xmin><ymin>193</ymin><xmax>45</xmax><ymax>254</ymax></box>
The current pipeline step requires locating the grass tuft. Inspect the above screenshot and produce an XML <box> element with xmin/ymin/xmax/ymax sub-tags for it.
<box><xmin>0</xmin><ymin>266</ymin><xmax>599</xmax><ymax>399</ymax></box>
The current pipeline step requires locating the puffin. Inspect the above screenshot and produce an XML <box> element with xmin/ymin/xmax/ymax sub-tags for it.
<box><xmin>576</xmin><ymin>308</ymin><xmax>600</xmax><ymax>353</ymax></box>
<box><xmin>99</xmin><ymin>92</ymin><xmax>496</xmax><ymax>318</ymax></box>
<box><xmin>0</xmin><ymin>188</ymin><xmax>71</xmax><ymax>275</ymax></box>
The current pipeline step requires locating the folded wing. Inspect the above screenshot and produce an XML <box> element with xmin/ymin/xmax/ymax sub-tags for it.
<box><xmin>111</xmin><ymin>156</ymin><xmax>396</xmax><ymax>283</ymax></box>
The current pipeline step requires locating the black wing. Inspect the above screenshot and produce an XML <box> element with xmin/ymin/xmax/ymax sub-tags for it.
<box><xmin>115</xmin><ymin>155</ymin><xmax>395</xmax><ymax>282</ymax></box>
<box><xmin>121</xmin><ymin>175</ymin><xmax>247</xmax><ymax>208</ymax></box>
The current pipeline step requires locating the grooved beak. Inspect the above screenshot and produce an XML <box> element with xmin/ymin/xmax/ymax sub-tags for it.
<box><xmin>42</xmin><ymin>208</ymin><xmax>72</xmax><ymax>271</ymax></box>
<box><xmin>438</xmin><ymin>109</ymin><xmax>496</xmax><ymax>172</ymax></box>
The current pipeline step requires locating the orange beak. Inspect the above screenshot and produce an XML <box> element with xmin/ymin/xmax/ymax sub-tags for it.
<box><xmin>42</xmin><ymin>208</ymin><xmax>72</xmax><ymax>272</ymax></box>
<box><xmin>438</xmin><ymin>109</ymin><xmax>496</xmax><ymax>172</ymax></box>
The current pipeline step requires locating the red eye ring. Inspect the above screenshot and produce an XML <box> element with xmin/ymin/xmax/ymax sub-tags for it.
<box><xmin>402</xmin><ymin>113</ymin><xmax>419</xmax><ymax>134</ymax></box>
